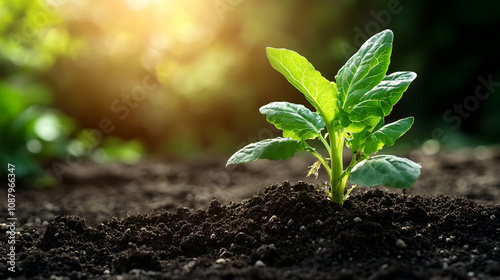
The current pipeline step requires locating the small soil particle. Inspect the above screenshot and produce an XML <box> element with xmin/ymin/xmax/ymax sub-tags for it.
<box><xmin>254</xmin><ymin>260</ymin><xmax>266</xmax><ymax>267</ymax></box>
<box><xmin>395</xmin><ymin>239</ymin><xmax>406</xmax><ymax>249</ymax></box>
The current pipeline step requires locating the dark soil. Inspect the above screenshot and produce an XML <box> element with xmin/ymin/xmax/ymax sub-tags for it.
<box><xmin>1</xmin><ymin>149</ymin><xmax>500</xmax><ymax>279</ymax></box>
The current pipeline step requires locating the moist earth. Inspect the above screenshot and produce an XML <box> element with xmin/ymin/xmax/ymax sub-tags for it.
<box><xmin>1</xmin><ymin>149</ymin><xmax>500</xmax><ymax>279</ymax></box>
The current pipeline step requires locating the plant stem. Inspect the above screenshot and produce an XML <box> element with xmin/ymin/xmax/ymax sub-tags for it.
<box><xmin>329</xmin><ymin>132</ymin><xmax>346</xmax><ymax>204</ymax></box>
<box><xmin>338</xmin><ymin>153</ymin><xmax>360</xmax><ymax>184</ymax></box>
<box><xmin>317</xmin><ymin>133</ymin><xmax>331</xmax><ymax>155</ymax></box>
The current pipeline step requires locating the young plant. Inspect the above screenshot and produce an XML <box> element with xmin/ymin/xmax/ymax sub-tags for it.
<box><xmin>226</xmin><ymin>29</ymin><xmax>421</xmax><ymax>204</ymax></box>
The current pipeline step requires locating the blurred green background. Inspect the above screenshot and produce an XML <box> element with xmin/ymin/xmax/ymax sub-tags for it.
<box><xmin>1</xmin><ymin>0</ymin><xmax>499</xmax><ymax>186</ymax></box>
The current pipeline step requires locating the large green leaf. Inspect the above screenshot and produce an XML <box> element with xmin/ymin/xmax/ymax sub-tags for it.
<box><xmin>260</xmin><ymin>102</ymin><xmax>325</xmax><ymax>141</ymax></box>
<box><xmin>336</xmin><ymin>30</ymin><xmax>393</xmax><ymax>108</ymax></box>
<box><xmin>364</xmin><ymin>117</ymin><xmax>414</xmax><ymax>154</ymax></box>
<box><xmin>342</xmin><ymin>71</ymin><xmax>417</xmax><ymax>132</ymax></box>
<box><xmin>349</xmin><ymin>155</ymin><xmax>421</xmax><ymax>189</ymax></box>
<box><xmin>356</xmin><ymin>71</ymin><xmax>417</xmax><ymax>116</ymax></box>
<box><xmin>266</xmin><ymin>47</ymin><xmax>339</xmax><ymax>128</ymax></box>
<box><xmin>226</xmin><ymin>137</ymin><xmax>305</xmax><ymax>166</ymax></box>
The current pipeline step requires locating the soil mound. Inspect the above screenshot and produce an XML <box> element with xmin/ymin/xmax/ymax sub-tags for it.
<box><xmin>2</xmin><ymin>181</ymin><xmax>499</xmax><ymax>279</ymax></box>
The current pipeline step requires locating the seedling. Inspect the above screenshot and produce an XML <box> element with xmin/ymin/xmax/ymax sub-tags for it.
<box><xmin>226</xmin><ymin>29</ymin><xmax>421</xmax><ymax>204</ymax></box>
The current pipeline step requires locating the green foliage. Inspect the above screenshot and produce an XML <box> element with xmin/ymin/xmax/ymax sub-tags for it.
<box><xmin>259</xmin><ymin>102</ymin><xmax>325</xmax><ymax>141</ymax></box>
<box><xmin>90</xmin><ymin>137</ymin><xmax>145</xmax><ymax>164</ymax></box>
<box><xmin>227</xmin><ymin>137</ymin><xmax>305</xmax><ymax>165</ymax></box>
<box><xmin>336</xmin><ymin>30</ymin><xmax>393</xmax><ymax>110</ymax></box>
<box><xmin>0</xmin><ymin>81</ymin><xmax>74</xmax><ymax>187</ymax></box>
<box><xmin>349</xmin><ymin>155</ymin><xmax>421</xmax><ymax>189</ymax></box>
<box><xmin>227</xmin><ymin>30</ymin><xmax>421</xmax><ymax>204</ymax></box>
<box><xmin>0</xmin><ymin>0</ymin><xmax>148</xmax><ymax>187</ymax></box>
<box><xmin>0</xmin><ymin>80</ymin><xmax>146</xmax><ymax>187</ymax></box>
<box><xmin>361</xmin><ymin>117</ymin><xmax>414</xmax><ymax>155</ymax></box>
<box><xmin>0</xmin><ymin>0</ymin><xmax>75</xmax><ymax>68</ymax></box>
<box><xmin>265</xmin><ymin>48</ymin><xmax>340</xmax><ymax>131</ymax></box>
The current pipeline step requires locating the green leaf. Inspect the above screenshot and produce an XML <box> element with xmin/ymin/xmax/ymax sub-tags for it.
<box><xmin>357</xmin><ymin>72</ymin><xmax>417</xmax><ymax>117</ymax></box>
<box><xmin>342</xmin><ymin>71</ymin><xmax>417</xmax><ymax>132</ymax></box>
<box><xmin>345</xmin><ymin>129</ymin><xmax>369</xmax><ymax>154</ymax></box>
<box><xmin>372</xmin><ymin>117</ymin><xmax>385</xmax><ymax>132</ymax></box>
<box><xmin>226</xmin><ymin>137</ymin><xmax>305</xmax><ymax>166</ymax></box>
<box><xmin>260</xmin><ymin>102</ymin><xmax>325</xmax><ymax>141</ymax></box>
<box><xmin>336</xmin><ymin>30</ymin><xmax>393</xmax><ymax>108</ymax></box>
<box><xmin>266</xmin><ymin>47</ymin><xmax>339</xmax><ymax>128</ymax></box>
<box><xmin>364</xmin><ymin>117</ymin><xmax>414</xmax><ymax>154</ymax></box>
<box><xmin>349</xmin><ymin>155</ymin><xmax>421</xmax><ymax>189</ymax></box>
<box><xmin>345</xmin><ymin>99</ymin><xmax>384</xmax><ymax>132</ymax></box>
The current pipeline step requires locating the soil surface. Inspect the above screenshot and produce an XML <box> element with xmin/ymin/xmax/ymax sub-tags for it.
<box><xmin>1</xmin><ymin>148</ymin><xmax>500</xmax><ymax>279</ymax></box>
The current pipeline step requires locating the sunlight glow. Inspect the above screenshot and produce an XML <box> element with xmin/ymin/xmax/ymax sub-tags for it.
<box><xmin>59</xmin><ymin>0</ymin><xmax>223</xmax><ymax>82</ymax></box>
<box><xmin>124</xmin><ymin>0</ymin><xmax>151</xmax><ymax>11</ymax></box>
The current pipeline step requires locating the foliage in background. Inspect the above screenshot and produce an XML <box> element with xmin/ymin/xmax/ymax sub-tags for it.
<box><xmin>0</xmin><ymin>0</ymin><xmax>145</xmax><ymax>187</ymax></box>
<box><xmin>0</xmin><ymin>80</ymin><xmax>69</xmax><ymax>186</ymax></box>
<box><xmin>0</xmin><ymin>78</ymin><xmax>145</xmax><ymax>187</ymax></box>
